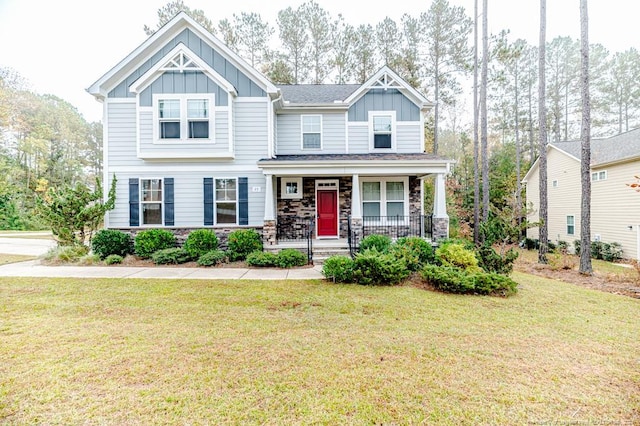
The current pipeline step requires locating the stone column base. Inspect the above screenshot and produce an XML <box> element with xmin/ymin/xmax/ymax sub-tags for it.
<box><xmin>350</xmin><ymin>217</ymin><xmax>363</xmax><ymax>246</ymax></box>
<box><xmin>432</xmin><ymin>216</ymin><xmax>449</xmax><ymax>241</ymax></box>
<box><xmin>263</xmin><ymin>220</ymin><xmax>277</xmax><ymax>246</ymax></box>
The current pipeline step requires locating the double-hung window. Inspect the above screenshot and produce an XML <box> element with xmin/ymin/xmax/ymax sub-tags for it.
<box><xmin>566</xmin><ymin>215</ymin><xmax>575</xmax><ymax>235</ymax></box>
<box><xmin>215</xmin><ymin>178</ymin><xmax>237</xmax><ymax>224</ymax></box>
<box><xmin>302</xmin><ymin>115</ymin><xmax>322</xmax><ymax>149</ymax></box>
<box><xmin>591</xmin><ymin>170</ymin><xmax>607</xmax><ymax>181</ymax></box>
<box><xmin>154</xmin><ymin>94</ymin><xmax>214</xmax><ymax>142</ymax></box>
<box><xmin>369</xmin><ymin>112</ymin><xmax>395</xmax><ymax>150</ymax></box>
<box><xmin>141</xmin><ymin>179</ymin><xmax>163</xmax><ymax>225</ymax></box>
<box><xmin>362</xmin><ymin>178</ymin><xmax>407</xmax><ymax>219</ymax></box>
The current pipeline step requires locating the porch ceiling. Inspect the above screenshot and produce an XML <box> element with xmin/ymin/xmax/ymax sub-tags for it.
<box><xmin>257</xmin><ymin>153</ymin><xmax>453</xmax><ymax>177</ymax></box>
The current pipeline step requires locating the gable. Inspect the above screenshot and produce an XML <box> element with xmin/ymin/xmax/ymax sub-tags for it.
<box><xmin>108</xmin><ymin>29</ymin><xmax>265</xmax><ymax>99</ymax></box>
<box><xmin>348</xmin><ymin>89</ymin><xmax>420</xmax><ymax>122</ymax></box>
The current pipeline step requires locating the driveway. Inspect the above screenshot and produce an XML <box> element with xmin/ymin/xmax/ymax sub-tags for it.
<box><xmin>0</xmin><ymin>237</ymin><xmax>56</xmax><ymax>256</ymax></box>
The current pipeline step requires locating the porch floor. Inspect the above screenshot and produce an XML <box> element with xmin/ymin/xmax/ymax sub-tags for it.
<box><xmin>270</xmin><ymin>238</ymin><xmax>348</xmax><ymax>249</ymax></box>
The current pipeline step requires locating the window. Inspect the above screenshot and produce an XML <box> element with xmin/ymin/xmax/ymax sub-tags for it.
<box><xmin>281</xmin><ymin>177</ymin><xmax>303</xmax><ymax>199</ymax></box>
<box><xmin>215</xmin><ymin>178</ymin><xmax>237</xmax><ymax>224</ymax></box>
<box><xmin>369</xmin><ymin>112</ymin><xmax>396</xmax><ymax>150</ymax></box>
<box><xmin>362</xmin><ymin>178</ymin><xmax>408</xmax><ymax>218</ymax></box>
<box><xmin>591</xmin><ymin>170</ymin><xmax>607</xmax><ymax>181</ymax></box>
<box><xmin>153</xmin><ymin>94</ymin><xmax>214</xmax><ymax>142</ymax></box>
<box><xmin>141</xmin><ymin>179</ymin><xmax>163</xmax><ymax>225</ymax></box>
<box><xmin>552</xmin><ymin>180</ymin><xmax>558</xmax><ymax>188</ymax></box>
<box><xmin>566</xmin><ymin>215</ymin><xmax>575</xmax><ymax>235</ymax></box>
<box><xmin>301</xmin><ymin>115</ymin><xmax>321</xmax><ymax>149</ymax></box>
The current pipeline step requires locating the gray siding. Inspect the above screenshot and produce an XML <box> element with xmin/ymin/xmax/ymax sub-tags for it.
<box><xmin>276</xmin><ymin>113</ymin><xmax>346</xmax><ymax>155</ymax></box>
<box><xmin>107</xmin><ymin>171</ymin><xmax>266</xmax><ymax>228</ymax></box>
<box><xmin>107</xmin><ymin>102</ymin><xmax>138</xmax><ymax>167</ymax></box>
<box><xmin>347</xmin><ymin>124</ymin><xmax>368</xmax><ymax>153</ymax></box>
<box><xmin>234</xmin><ymin>100</ymin><xmax>270</xmax><ymax>164</ymax></box>
<box><xmin>348</xmin><ymin>89</ymin><xmax>419</xmax><ymax>122</ymax></box>
<box><xmin>396</xmin><ymin>123</ymin><xmax>423</xmax><ymax>153</ymax></box>
<box><xmin>138</xmin><ymin>108</ymin><xmax>230</xmax><ymax>156</ymax></box>
<box><xmin>139</xmin><ymin>72</ymin><xmax>228</xmax><ymax>106</ymax></box>
<box><xmin>109</xmin><ymin>28</ymin><xmax>265</xmax><ymax>98</ymax></box>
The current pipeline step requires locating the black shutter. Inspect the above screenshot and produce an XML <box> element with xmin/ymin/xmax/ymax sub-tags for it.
<box><xmin>164</xmin><ymin>178</ymin><xmax>174</xmax><ymax>226</ymax></box>
<box><xmin>204</xmin><ymin>178</ymin><xmax>214</xmax><ymax>226</ymax></box>
<box><xmin>129</xmin><ymin>178</ymin><xmax>139</xmax><ymax>226</ymax></box>
<box><xmin>238</xmin><ymin>177</ymin><xmax>248</xmax><ymax>225</ymax></box>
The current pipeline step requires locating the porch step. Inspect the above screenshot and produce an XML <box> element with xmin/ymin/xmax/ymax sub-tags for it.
<box><xmin>312</xmin><ymin>247</ymin><xmax>351</xmax><ymax>265</ymax></box>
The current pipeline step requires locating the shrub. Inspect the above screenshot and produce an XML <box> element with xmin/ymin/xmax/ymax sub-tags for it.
<box><xmin>134</xmin><ymin>229</ymin><xmax>176</xmax><ymax>259</ymax></box>
<box><xmin>557</xmin><ymin>240</ymin><xmax>569</xmax><ymax>252</ymax></box>
<box><xmin>521</xmin><ymin>238</ymin><xmax>538</xmax><ymax>250</ymax></box>
<box><xmin>573</xmin><ymin>239</ymin><xmax>581</xmax><ymax>255</ymax></box>
<box><xmin>322</xmin><ymin>255</ymin><xmax>355</xmax><ymax>283</ymax></box>
<box><xmin>104</xmin><ymin>254</ymin><xmax>124</xmax><ymax>265</ymax></box>
<box><xmin>477</xmin><ymin>244</ymin><xmax>518</xmax><ymax>275</ymax></box>
<box><xmin>197</xmin><ymin>250</ymin><xmax>228</xmax><ymax>267</ymax></box>
<box><xmin>420</xmin><ymin>264</ymin><xmax>518</xmax><ymax>296</ymax></box>
<box><xmin>391</xmin><ymin>237</ymin><xmax>434</xmax><ymax>271</ymax></box>
<box><xmin>359</xmin><ymin>234</ymin><xmax>392</xmax><ymax>253</ymax></box>
<box><xmin>151</xmin><ymin>248</ymin><xmax>191</xmax><ymax>265</ymax></box>
<box><xmin>43</xmin><ymin>245</ymin><xmax>89</xmax><ymax>263</ymax></box>
<box><xmin>183</xmin><ymin>229</ymin><xmax>219</xmax><ymax>259</ymax></box>
<box><xmin>197</xmin><ymin>250</ymin><xmax>227</xmax><ymax>266</ymax></box>
<box><xmin>275</xmin><ymin>248</ymin><xmax>307</xmax><ymax>268</ymax></box>
<box><xmin>436</xmin><ymin>242</ymin><xmax>479</xmax><ymax>270</ymax></box>
<box><xmin>91</xmin><ymin>229</ymin><xmax>133</xmax><ymax>259</ymax></box>
<box><xmin>352</xmin><ymin>248</ymin><xmax>409</xmax><ymax>285</ymax></box>
<box><xmin>246</xmin><ymin>251</ymin><xmax>277</xmax><ymax>267</ymax></box>
<box><xmin>78</xmin><ymin>254</ymin><xmax>102</xmax><ymax>265</ymax></box>
<box><xmin>227</xmin><ymin>229</ymin><xmax>262</xmax><ymax>261</ymax></box>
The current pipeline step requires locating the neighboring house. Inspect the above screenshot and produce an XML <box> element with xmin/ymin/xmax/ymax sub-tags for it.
<box><xmin>87</xmin><ymin>12</ymin><xmax>453</xmax><ymax>255</ymax></box>
<box><xmin>523</xmin><ymin>128</ymin><xmax>640</xmax><ymax>259</ymax></box>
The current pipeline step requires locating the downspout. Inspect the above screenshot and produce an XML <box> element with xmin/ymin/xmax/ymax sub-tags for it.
<box><xmin>269</xmin><ymin>92</ymin><xmax>282</xmax><ymax>159</ymax></box>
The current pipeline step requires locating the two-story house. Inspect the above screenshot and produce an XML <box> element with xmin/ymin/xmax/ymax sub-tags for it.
<box><xmin>88</xmin><ymin>12</ymin><xmax>453</xmax><ymax>255</ymax></box>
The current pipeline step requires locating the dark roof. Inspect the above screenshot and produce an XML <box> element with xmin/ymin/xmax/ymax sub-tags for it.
<box><xmin>551</xmin><ymin>128</ymin><xmax>640</xmax><ymax>165</ymax></box>
<box><xmin>259</xmin><ymin>153</ymin><xmax>450</xmax><ymax>162</ymax></box>
<box><xmin>277</xmin><ymin>84</ymin><xmax>361</xmax><ymax>104</ymax></box>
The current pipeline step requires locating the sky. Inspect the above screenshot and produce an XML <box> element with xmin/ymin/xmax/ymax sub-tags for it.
<box><xmin>0</xmin><ymin>0</ymin><xmax>638</xmax><ymax>123</ymax></box>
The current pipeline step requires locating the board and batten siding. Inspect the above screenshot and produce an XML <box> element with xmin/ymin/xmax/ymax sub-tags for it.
<box><xmin>109</xmin><ymin>28</ymin><xmax>264</xmax><ymax>99</ymax></box>
<box><xmin>526</xmin><ymin>148</ymin><xmax>581</xmax><ymax>243</ymax></box>
<box><xmin>139</xmin><ymin>72</ymin><xmax>228</xmax><ymax>106</ymax></box>
<box><xmin>591</xmin><ymin>161</ymin><xmax>640</xmax><ymax>259</ymax></box>
<box><xmin>347</xmin><ymin>89</ymin><xmax>419</xmax><ymax>122</ymax></box>
<box><xmin>276</xmin><ymin>113</ymin><xmax>346</xmax><ymax>154</ymax></box>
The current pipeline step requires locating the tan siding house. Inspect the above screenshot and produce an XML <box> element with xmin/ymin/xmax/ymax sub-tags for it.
<box><xmin>523</xmin><ymin>129</ymin><xmax>640</xmax><ymax>259</ymax></box>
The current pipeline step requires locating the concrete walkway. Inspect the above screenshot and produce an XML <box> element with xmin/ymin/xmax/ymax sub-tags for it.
<box><xmin>0</xmin><ymin>259</ymin><xmax>326</xmax><ymax>280</ymax></box>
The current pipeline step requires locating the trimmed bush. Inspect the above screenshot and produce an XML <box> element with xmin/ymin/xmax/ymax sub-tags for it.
<box><xmin>420</xmin><ymin>264</ymin><xmax>518</xmax><ymax>296</ymax></box>
<box><xmin>352</xmin><ymin>248</ymin><xmax>409</xmax><ymax>285</ymax></box>
<box><xmin>151</xmin><ymin>248</ymin><xmax>191</xmax><ymax>265</ymax></box>
<box><xmin>246</xmin><ymin>251</ymin><xmax>277</xmax><ymax>267</ymax></box>
<box><xmin>359</xmin><ymin>234</ymin><xmax>392</xmax><ymax>253</ymax></box>
<box><xmin>322</xmin><ymin>255</ymin><xmax>355</xmax><ymax>283</ymax></box>
<box><xmin>227</xmin><ymin>229</ymin><xmax>262</xmax><ymax>261</ymax></box>
<box><xmin>391</xmin><ymin>237</ymin><xmax>435</xmax><ymax>271</ymax></box>
<box><xmin>183</xmin><ymin>229</ymin><xmax>219</xmax><ymax>259</ymax></box>
<box><xmin>134</xmin><ymin>229</ymin><xmax>176</xmax><ymax>259</ymax></box>
<box><xmin>91</xmin><ymin>229</ymin><xmax>133</xmax><ymax>259</ymax></box>
<box><xmin>104</xmin><ymin>254</ymin><xmax>124</xmax><ymax>265</ymax></box>
<box><xmin>436</xmin><ymin>242</ymin><xmax>479</xmax><ymax>270</ymax></box>
<box><xmin>197</xmin><ymin>250</ymin><xmax>228</xmax><ymax>267</ymax></box>
<box><xmin>477</xmin><ymin>244</ymin><xmax>518</xmax><ymax>275</ymax></box>
<box><xmin>275</xmin><ymin>248</ymin><xmax>307</xmax><ymax>268</ymax></box>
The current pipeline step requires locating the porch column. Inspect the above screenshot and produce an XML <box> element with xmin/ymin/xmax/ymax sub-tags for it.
<box><xmin>350</xmin><ymin>174</ymin><xmax>363</xmax><ymax>243</ymax></box>
<box><xmin>263</xmin><ymin>174</ymin><xmax>277</xmax><ymax>246</ymax></box>
<box><xmin>432</xmin><ymin>173</ymin><xmax>449</xmax><ymax>241</ymax></box>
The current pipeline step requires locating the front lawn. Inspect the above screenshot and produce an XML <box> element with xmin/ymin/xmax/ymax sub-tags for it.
<box><xmin>0</xmin><ymin>254</ymin><xmax>36</xmax><ymax>265</ymax></box>
<box><xmin>1</xmin><ymin>274</ymin><xmax>638</xmax><ymax>424</ymax></box>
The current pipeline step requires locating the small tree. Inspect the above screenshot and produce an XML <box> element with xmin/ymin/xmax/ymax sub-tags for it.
<box><xmin>36</xmin><ymin>175</ymin><xmax>117</xmax><ymax>246</ymax></box>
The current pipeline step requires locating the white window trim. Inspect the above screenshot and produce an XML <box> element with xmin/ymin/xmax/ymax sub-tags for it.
<box><xmin>300</xmin><ymin>114</ymin><xmax>323</xmax><ymax>150</ymax></box>
<box><xmin>368</xmin><ymin>111</ymin><xmax>397</xmax><ymax>152</ymax></box>
<box><xmin>360</xmin><ymin>177</ymin><xmax>409</xmax><ymax>222</ymax></box>
<box><xmin>152</xmin><ymin>93</ymin><xmax>215</xmax><ymax>144</ymax></box>
<box><xmin>214</xmin><ymin>177</ymin><xmax>238</xmax><ymax>226</ymax></box>
<box><xmin>281</xmin><ymin>177</ymin><xmax>303</xmax><ymax>199</ymax></box>
<box><xmin>566</xmin><ymin>215</ymin><xmax>575</xmax><ymax>236</ymax></box>
<box><xmin>140</xmin><ymin>178</ymin><xmax>164</xmax><ymax>226</ymax></box>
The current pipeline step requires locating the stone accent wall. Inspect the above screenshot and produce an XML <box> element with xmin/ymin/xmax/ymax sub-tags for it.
<box><xmin>262</xmin><ymin>220</ymin><xmax>276</xmax><ymax>246</ymax></box>
<box><xmin>432</xmin><ymin>217</ymin><xmax>449</xmax><ymax>241</ymax></box>
<box><xmin>116</xmin><ymin>226</ymin><xmax>263</xmax><ymax>250</ymax></box>
<box><xmin>338</xmin><ymin>176</ymin><xmax>352</xmax><ymax>238</ymax></box>
<box><xmin>409</xmin><ymin>176</ymin><xmax>421</xmax><ymax>217</ymax></box>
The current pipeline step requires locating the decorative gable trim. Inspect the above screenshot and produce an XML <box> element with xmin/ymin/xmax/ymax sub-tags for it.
<box><xmin>344</xmin><ymin>66</ymin><xmax>433</xmax><ymax>109</ymax></box>
<box><xmin>129</xmin><ymin>43</ymin><xmax>237</xmax><ymax>97</ymax></box>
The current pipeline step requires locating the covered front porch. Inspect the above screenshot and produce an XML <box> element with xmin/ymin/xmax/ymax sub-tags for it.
<box><xmin>257</xmin><ymin>154</ymin><xmax>452</xmax><ymax>249</ymax></box>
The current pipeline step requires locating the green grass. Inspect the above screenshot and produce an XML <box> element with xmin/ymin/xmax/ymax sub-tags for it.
<box><xmin>1</xmin><ymin>274</ymin><xmax>638</xmax><ymax>424</ymax></box>
<box><xmin>0</xmin><ymin>254</ymin><xmax>36</xmax><ymax>265</ymax></box>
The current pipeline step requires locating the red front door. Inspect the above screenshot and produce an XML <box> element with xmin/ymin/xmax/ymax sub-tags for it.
<box><xmin>317</xmin><ymin>190</ymin><xmax>338</xmax><ymax>237</ymax></box>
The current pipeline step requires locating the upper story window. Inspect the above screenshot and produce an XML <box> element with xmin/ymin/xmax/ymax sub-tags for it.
<box><xmin>591</xmin><ymin>170</ymin><xmax>607</xmax><ymax>181</ymax></box>
<box><xmin>369</xmin><ymin>111</ymin><xmax>396</xmax><ymax>151</ymax></box>
<box><xmin>141</xmin><ymin>178</ymin><xmax>163</xmax><ymax>225</ymax></box>
<box><xmin>153</xmin><ymin>94</ymin><xmax>214</xmax><ymax>143</ymax></box>
<box><xmin>301</xmin><ymin>115</ymin><xmax>322</xmax><ymax>149</ymax></box>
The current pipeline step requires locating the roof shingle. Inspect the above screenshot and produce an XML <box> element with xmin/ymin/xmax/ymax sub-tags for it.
<box><xmin>551</xmin><ymin>128</ymin><xmax>640</xmax><ymax>165</ymax></box>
